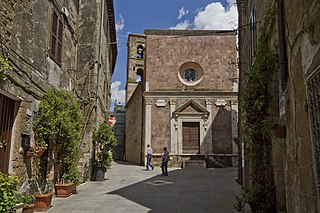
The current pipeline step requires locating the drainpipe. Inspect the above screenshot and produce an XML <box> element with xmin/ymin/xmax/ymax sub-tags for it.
<box><xmin>92</xmin><ymin>0</ymin><xmax>105</xmax><ymax>179</ymax></box>
<box><xmin>278</xmin><ymin>0</ymin><xmax>288</xmax><ymax>91</ymax></box>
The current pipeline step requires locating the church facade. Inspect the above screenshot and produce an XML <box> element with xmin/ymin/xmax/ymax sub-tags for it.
<box><xmin>125</xmin><ymin>30</ymin><xmax>238</xmax><ymax>167</ymax></box>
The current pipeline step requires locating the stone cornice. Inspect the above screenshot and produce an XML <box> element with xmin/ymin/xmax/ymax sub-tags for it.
<box><xmin>143</xmin><ymin>91</ymin><xmax>238</xmax><ymax>98</ymax></box>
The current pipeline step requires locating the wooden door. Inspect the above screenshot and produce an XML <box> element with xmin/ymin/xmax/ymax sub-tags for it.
<box><xmin>0</xmin><ymin>93</ymin><xmax>15</xmax><ymax>173</ymax></box>
<box><xmin>182</xmin><ymin>122</ymin><xmax>200</xmax><ymax>154</ymax></box>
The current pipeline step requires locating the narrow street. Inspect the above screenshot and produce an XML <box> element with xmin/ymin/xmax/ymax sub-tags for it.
<box><xmin>46</xmin><ymin>161</ymin><xmax>240</xmax><ymax>213</ymax></box>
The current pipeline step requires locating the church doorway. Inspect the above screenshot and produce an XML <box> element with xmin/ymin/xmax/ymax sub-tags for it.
<box><xmin>182</xmin><ymin>122</ymin><xmax>200</xmax><ymax>154</ymax></box>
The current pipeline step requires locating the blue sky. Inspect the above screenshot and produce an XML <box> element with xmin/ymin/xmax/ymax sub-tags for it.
<box><xmin>110</xmin><ymin>0</ymin><xmax>238</xmax><ymax>110</ymax></box>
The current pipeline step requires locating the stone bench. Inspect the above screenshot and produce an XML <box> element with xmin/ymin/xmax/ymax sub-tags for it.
<box><xmin>183</xmin><ymin>160</ymin><xmax>206</xmax><ymax>169</ymax></box>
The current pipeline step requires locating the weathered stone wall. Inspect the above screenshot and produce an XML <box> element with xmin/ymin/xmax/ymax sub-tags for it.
<box><xmin>150</xmin><ymin>102</ymin><xmax>171</xmax><ymax>153</ymax></box>
<box><xmin>125</xmin><ymin>83</ymin><xmax>143</xmax><ymax>165</ymax></box>
<box><xmin>211</xmin><ymin>106</ymin><xmax>232</xmax><ymax>154</ymax></box>
<box><xmin>145</xmin><ymin>30</ymin><xmax>237</xmax><ymax>92</ymax></box>
<box><xmin>0</xmin><ymin>0</ymin><xmax>117</xmax><ymax>182</ymax></box>
<box><xmin>237</xmin><ymin>0</ymin><xmax>320</xmax><ymax>211</ymax></box>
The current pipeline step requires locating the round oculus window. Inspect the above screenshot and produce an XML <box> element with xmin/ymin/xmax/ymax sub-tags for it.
<box><xmin>178</xmin><ymin>62</ymin><xmax>203</xmax><ymax>86</ymax></box>
<box><xmin>183</xmin><ymin>69</ymin><xmax>198</xmax><ymax>82</ymax></box>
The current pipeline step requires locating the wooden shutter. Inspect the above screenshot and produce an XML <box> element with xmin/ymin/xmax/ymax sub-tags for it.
<box><xmin>50</xmin><ymin>11</ymin><xmax>63</xmax><ymax>65</ymax></box>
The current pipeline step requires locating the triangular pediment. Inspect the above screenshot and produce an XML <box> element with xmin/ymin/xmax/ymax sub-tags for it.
<box><xmin>173</xmin><ymin>100</ymin><xmax>209</xmax><ymax>116</ymax></box>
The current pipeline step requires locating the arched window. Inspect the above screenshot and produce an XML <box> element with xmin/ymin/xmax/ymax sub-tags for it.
<box><xmin>137</xmin><ymin>45</ymin><xmax>144</xmax><ymax>59</ymax></box>
<box><xmin>136</xmin><ymin>68</ymin><xmax>143</xmax><ymax>82</ymax></box>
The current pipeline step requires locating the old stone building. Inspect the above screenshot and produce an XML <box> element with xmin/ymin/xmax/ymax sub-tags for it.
<box><xmin>125</xmin><ymin>30</ymin><xmax>238</xmax><ymax>168</ymax></box>
<box><xmin>237</xmin><ymin>0</ymin><xmax>320</xmax><ymax>212</ymax></box>
<box><xmin>0</xmin><ymin>0</ymin><xmax>117</xmax><ymax>181</ymax></box>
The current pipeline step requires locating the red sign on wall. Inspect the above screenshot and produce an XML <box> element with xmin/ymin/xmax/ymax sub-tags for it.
<box><xmin>108</xmin><ymin>117</ymin><xmax>116</xmax><ymax>125</ymax></box>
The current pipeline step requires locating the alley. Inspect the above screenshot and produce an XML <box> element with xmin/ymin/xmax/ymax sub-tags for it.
<box><xmin>46</xmin><ymin>161</ymin><xmax>240</xmax><ymax>213</ymax></box>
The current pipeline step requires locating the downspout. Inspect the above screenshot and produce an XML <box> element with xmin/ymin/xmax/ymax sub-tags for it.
<box><xmin>92</xmin><ymin>0</ymin><xmax>105</xmax><ymax>179</ymax></box>
<box><xmin>278</xmin><ymin>0</ymin><xmax>288</xmax><ymax>91</ymax></box>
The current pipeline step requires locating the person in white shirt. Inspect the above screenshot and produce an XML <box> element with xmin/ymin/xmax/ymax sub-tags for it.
<box><xmin>146</xmin><ymin>144</ymin><xmax>154</xmax><ymax>170</ymax></box>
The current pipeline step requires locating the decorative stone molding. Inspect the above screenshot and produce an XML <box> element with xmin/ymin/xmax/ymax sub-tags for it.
<box><xmin>155</xmin><ymin>99</ymin><xmax>166</xmax><ymax>107</ymax></box>
<box><xmin>205</xmin><ymin>99</ymin><xmax>213</xmax><ymax>105</ymax></box>
<box><xmin>215</xmin><ymin>99</ymin><xmax>227</xmax><ymax>107</ymax></box>
<box><xmin>145</xmin><ymin>99</ymin><xmax>153</xmax><ymax>105</ymax></box>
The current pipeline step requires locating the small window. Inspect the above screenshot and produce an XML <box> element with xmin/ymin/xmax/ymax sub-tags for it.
<box><xmin>50</xmin><ymin>10</ymin><xmax>63</xmax><ymax>65</ymax></box>
<box><xmin>250</xmin><ymin>4</ymin><xmax>257</xmax><ymax>63</ymax></box>
<box><xmin>137</xmin><ymin>45</ymin><xmax>144</xmax><ymax>59</ymax></box>
<box><xmin>136</xmin><ymin>68</ymin><xmax>143</xmax><ymax>82</ymax></box>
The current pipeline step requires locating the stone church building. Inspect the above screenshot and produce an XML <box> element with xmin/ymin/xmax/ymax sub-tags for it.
<box><xmin>125</xmin><ymin>30</ymin><xmax>238</xmax><ymax>167</ymax></box>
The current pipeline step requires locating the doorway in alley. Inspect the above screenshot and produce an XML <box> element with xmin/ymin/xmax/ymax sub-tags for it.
<box><xmin>182</xmin><ymin>122</ymin><xmax>200</xmax><ymax>154</ymax></box>
<box><xmin>0</xmin><ymin>93</ymin><xmax>16</xmax><ymax>173</ymax></box>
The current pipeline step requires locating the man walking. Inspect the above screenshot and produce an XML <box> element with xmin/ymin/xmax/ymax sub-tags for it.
<box><xmin>161</xmin><ymin>147</ymin><xmax>169</xmax><ymax>176</ymax></box>
<box><xmin>146</xmin><ymin>144</ymin><xmax>154</xmax><ymax>170</ymax></box>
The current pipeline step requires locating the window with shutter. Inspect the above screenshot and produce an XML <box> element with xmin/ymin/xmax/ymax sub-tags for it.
<box><xmin>50</xmin><ymin>10</ymin><xmax>63</xmax><ymax>66</ymax></box>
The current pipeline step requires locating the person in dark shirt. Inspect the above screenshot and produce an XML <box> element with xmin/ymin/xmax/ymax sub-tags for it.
<box><xmin>161</xmin><ymin>147</ymin><xmax>169</xmax><ymax>176</ymax></box>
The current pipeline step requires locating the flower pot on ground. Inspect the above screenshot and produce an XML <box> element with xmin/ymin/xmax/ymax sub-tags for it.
<box><xmin>94</xmin><ymin>167</ymin><xmax>106</xmax><ymax>181</ymax></box>
<box><xmin>21</xmin><ymin>194</ymin><xmax>36</xmax><ymax>213</ymax></box>
<box><xmin>54</xmin><ymin>183</ymin><xmax>76</xmax><ymax>197</ymax></box>
<box><xmin>35</xmin><ymin>192</ymin><xmax>54</xmax><ymax>211</ymax></box>
<box><xmin>272</xmin><ymin>124</ymin><xmax>286</xmax><ymax>138</ymax></box>
<box><xmin>22</xmin><ymin>203</ymin><xmax>35</xmax><ymax>213</ymax></box>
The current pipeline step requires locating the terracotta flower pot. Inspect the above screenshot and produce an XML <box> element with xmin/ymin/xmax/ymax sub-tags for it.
<box><xmin>55</xmin><ymin>143</ymin><xmax>63</xmax><ymax>151</ymax></box>
<box><xmin>22</xmin><ymin>203</ymin><xmax>35</xmax><ymax>213</ymax></box>
<box><xmin>25</xmin><ymin>151</ymin><xmax>35</xmax><ymax>158</ymax></box>
<box><xmin>36</xmin><ymin>147</ymin><xmax>46</xmax><ymax>156</ymax></box>
<box><xmin>54</xmin><ymin>183</ymin><xmax>76</xmax><ymax>197</ymax></box>
<box><xmin>272</xmin><ymin>124</ymin><xmax>286</xmax><ymax>139</ymax></box>
<box><xmin>35</xmin><ymin>192</ymin><xmax>54</xmax><ymax>211</ymax></box>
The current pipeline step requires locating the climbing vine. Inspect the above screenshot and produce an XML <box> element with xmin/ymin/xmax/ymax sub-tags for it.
<box><xmin>236</xmin><ymin>4</ymin><xmax>278</xmax><ymax>213</ymax></box>
<box><xmin>0</xmin><ymin>53</ymin><xmax>10</xmax><ymax>80</ymax></box>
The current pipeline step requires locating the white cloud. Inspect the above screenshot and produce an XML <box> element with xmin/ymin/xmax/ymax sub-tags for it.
<box><xmin>111</xmin><ymin>81</ymin><xmax>125</xmax><ymax>104</ymax></box>
<box><xmin>115</xmin><ymin>14</ymin><xmax>125</xmax><ymax>32</ymax></box>
<box><xmin>193</xmin><ymin>2</ymin><xmax>238</xmax><ymax>30</ymax></box>
<box><xmin>177</xmin><ymin>7</ymin><xmax>189</xmax><ymax>20</ymax></box>
<box><xmin>170</xmin><ymin>20</ymin><xmax>191</xmax><ymax>30</ymax></box>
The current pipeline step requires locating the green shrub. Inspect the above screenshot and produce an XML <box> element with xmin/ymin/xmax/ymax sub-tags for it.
<box><xmin>0</xmin><ymin>172</ymin><xmax>19</xmax><ymax>213</ymax></box>
<box><xmin>93</xmin><ymin>121</ymin><xmax>117</xmax><ymax>169</ymax></box>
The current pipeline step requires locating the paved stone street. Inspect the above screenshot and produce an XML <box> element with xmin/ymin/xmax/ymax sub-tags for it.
<box><xmin>46</xmin><ymin>161</ymin><xmax>240</xmax><ymax>213</ymax></box>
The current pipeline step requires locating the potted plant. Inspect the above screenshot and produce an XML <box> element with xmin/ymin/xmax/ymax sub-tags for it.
<box><xmin>25</xmin><ymin>147</ymin><xmax>36</xmax><ymax>158</ymax></box>
<box><xmin>34</xmin><ymin>183</ymin><xmax>54</xmax><ymax>212</ymax></box>
<box><xmin>0</xmin><ymin>172</ymin><xmax>19</xmax><ymax>212</ymax></box>
<box><xmin>92</xmin><ymin>120</ymin><xmax>117</xmax><ymax>181</ymax></box>
<box><xmin>35</xmin><ymin>140</ymin><xmax>47</xmax><ymax>156</ymax></box>
<box><xmin>22</xmin><ymin>194</ymin><xmax>35</xmax><ymax>213</ymax></box>
<box><xmin>33</xmin><ymin>89</ymin><xmax>82</xmax><ymax>198</ymax></box>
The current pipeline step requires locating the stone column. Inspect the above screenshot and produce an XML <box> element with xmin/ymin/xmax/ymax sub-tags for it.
<box><xmin>170</xmin><ymin>100</ymin><xmax>177</xmax><ymax>154</ymax></box>
<box><xmin>206</xmin><ymin>100</ymin><xmax>213</xmax><ymax>154</ymax></box>
<box><xmin>231</xmin><ymin>99</ymin><xmax>238</xmax><ymax>166</ymax></box>
<box><xmin>144</xmin><ymin>99</ymin><xmax>152</xmax><ymax>165</ymax></box>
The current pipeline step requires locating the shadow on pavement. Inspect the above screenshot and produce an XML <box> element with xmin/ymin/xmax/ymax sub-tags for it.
<box><xmin>108</xmin><ymin>168</ymin><xmax>240</xmax><ymax>213</ymax></box>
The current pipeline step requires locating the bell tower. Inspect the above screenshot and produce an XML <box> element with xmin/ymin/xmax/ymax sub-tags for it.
<box><xmin>126</xmin><ymin>34</ymin><xmax>146</xmax><ymax>103</ymax></box>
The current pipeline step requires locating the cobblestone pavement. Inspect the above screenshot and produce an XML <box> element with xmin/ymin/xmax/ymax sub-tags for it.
<box><xmin>45</xmin><ymin>161</ymin><xmax>240</xmax><ymax>213</ymax></box>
